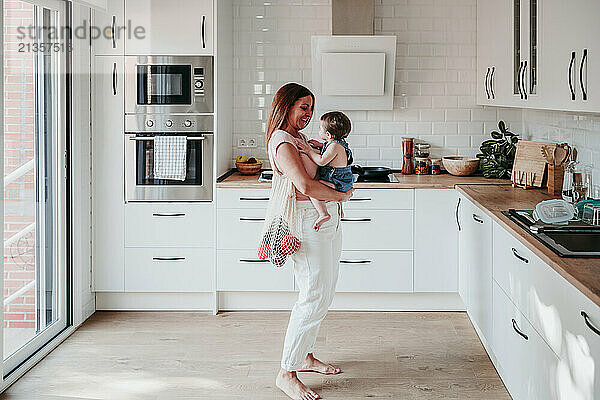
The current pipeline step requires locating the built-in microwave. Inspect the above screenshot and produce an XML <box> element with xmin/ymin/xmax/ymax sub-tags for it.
<box><xmin>125</xmin><ymin>55</ymin><xmax>213</xmax><ymax>115</ymax></box>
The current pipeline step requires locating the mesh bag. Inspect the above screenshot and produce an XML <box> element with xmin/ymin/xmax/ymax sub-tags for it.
<box><xmin>258</xmin><ymin>172</ymin><xmax>301</xmax><ymax>267</ymax></box>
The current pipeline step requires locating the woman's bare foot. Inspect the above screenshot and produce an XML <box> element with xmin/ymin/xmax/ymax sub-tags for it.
<box><xmin>299</xmin><ymin>353</ymin><xmax>342</xmax><ymax>375</ymax></box>
<box><xmin>276</xmin><ymin>369</ymin><xmax>320</xmax><ymax>400</ymax></box>
<box><xmin>313</xmin><ymin>214</ymin><xmax>330</xmax><ymax>231</ymax></box>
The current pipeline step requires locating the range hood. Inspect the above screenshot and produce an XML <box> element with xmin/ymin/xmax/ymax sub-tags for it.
<box><xmin>311</xmin><ymin>0</ymin><xmax>396</xmax><ymax>111</ymax></box>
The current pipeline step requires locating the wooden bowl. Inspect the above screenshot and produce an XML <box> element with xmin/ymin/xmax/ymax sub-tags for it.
<box><xmin>442</xmin><ymin>156</ymin><xmax>480</xmax><ymax>176</ymax></box>
<box><xmin>236</xmin><ymin>161</ymin><xmax>262</xmax><ymax>175</ymax></box>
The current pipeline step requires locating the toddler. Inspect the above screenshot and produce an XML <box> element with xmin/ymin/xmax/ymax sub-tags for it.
<box><xmin>296</xmin><ymin>111</ymin><xmax>354</xmax><ymax>231</ymax></box>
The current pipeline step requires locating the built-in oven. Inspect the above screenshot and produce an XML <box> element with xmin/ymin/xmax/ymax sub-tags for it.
<box><xmin>125</xmin><ymin>114</ymin><xmax>213</xmax><ymax>202</ymax></box>
<box><xmin>125</xmin><ymin>55</ymin><xmax>213</xmax><ymax>115</ymax></box>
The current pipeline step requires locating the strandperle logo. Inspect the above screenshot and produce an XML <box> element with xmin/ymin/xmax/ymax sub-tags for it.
<box><xmin>16</xmin><ymin>20</ymin><xmax>146</xmax><ymax>41</ymax></box>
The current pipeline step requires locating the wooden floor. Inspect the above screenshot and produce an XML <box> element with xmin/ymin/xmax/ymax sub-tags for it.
<box><xmin>1</xmin><ymin>311</ymin><xmax>511</xmax><ymax>399</ymax></box>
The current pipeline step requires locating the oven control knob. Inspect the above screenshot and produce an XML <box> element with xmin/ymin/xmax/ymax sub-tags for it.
<box><xmin>165</xmin><ymin>119</ymin><xmax>173</xmax><ymax>128</ymax></box>
<box><xmin>194</xmin><ymin>80</ymin><xmax>204</xmax><ymax>89</ymax></box>
<box><xmin>184</xmin><ymin>119</ymin><xmax>193</xmax><ymax>128</ymax></box>
<box><xmin>146</xmin><ymin>119</ymin><xmax>154</xmax><ymax>128</ymax></box>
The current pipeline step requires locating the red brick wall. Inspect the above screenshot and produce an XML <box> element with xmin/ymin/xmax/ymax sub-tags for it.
<box><xmin>3</xmin><ymin>0</ymin><xmax>36</xmax><ymax>329</ymax></box>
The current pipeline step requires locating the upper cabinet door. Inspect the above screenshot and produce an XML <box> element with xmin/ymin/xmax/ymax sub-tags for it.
<box><xmin>476</xmin><ymin>0</ymin><xmax>512</xmax><ymax>106</ymax></box>
<box><xmin>125</xmin><ymin>0</ymin><xmax>213</xmax><ymax>55</ymax></box>
<box><xmin>540</xmin><ymin>0</ymin><xmax>600</xmax><ymax>113</ymax></box>
<box><xmin>92</xmin><ymin>0</ymin><xmax>124</xmax><ymax>55</ymax></box>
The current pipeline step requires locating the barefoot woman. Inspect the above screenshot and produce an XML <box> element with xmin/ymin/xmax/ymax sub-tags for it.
<box><xmin>267</xmin><ymin>83</ymin><xmax>352</xmax><ymax>400</ymax></box>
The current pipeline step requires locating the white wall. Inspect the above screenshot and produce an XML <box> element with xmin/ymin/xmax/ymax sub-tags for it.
<box><xmin>524</xmin><ymin>109</ymin><xmax>600</xmax><ymax>185</ymax></box>
<box><xmin>231</xmin><ymin>0</ymin><xmax>522</xmax><ymax>168</ymax></box>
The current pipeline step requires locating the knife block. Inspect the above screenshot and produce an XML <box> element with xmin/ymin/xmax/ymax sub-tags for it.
<box><xmin>547</xmin><ymin>164</ymin><xmax>564</xmax><ymax>197</ymax></box>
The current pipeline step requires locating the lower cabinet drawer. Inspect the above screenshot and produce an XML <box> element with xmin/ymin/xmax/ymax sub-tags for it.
<box><xmin>336</xmin><ymin>251</ymin><xmax>413</xmax><ymax>292</ymax></box>
<box><xmin>124</xmin><ymin>248</ymin><xmax>214</xmax><ymax>292</ymax></box>
<box><xmin>492</xmin><ymin>281</ymin><xmax>560</xmax><ymax>400</ymax></box>
<box><xmin>217</xmin><ymin>189</ymin><xmax>271</xmax><ymax>209</ymax></box>
<box><xmin>125</xmin><ymin>203</ymin><xmax>214</xmax><ymax>247</ymax></box>
<box><xmin>217</xmin><ymin>250</ymin><xmax>294</xmax><ymax>291</ymax></box>
<box><xmin>342</xmin><ymin>210</ymin><xmax>413</xmax><ymax>250</ymax></box>
<box><xmin>217</xmin><ymin>209</ymin><xmax>266</xmax><ymax>250</ymax></box>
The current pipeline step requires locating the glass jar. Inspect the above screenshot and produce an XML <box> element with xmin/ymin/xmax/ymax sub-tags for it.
<box><xmin>430</xmin><ymin>158</ymin><xmax>442</xmax><ymax>175</ymax></box>
<box><xmin>415</xmin><ymin>157</ymin><xmax>431</xmax><ymax>175</ymax></box>
<box><xmin>414</xmin><ymin>143</ymin><xmax>431</xmax><ymax>158</ymax></box>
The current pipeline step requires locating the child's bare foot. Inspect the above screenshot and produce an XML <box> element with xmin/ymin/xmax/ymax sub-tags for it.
<box><xmin>313</xmin><ymin>214</ymin><xmax>331</xmax><ymax>231</ymax></box>
<box><xmin>276</xmin><ymin>369</ymin><xmax>320</xmax><ymax>400</ymax></box>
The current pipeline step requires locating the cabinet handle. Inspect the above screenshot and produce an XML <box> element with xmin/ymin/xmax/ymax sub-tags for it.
<box><xmin>111</xmin><ymin>15</ymin><xmax>116</xmax><ymax>49</ymax></box>
<box><xmin>349</xmin><ymin>197</ymin><xmax>372</xmax><ymax>202</ymax></box>
<box><xmin>472</xmin><ymin>214</ymin><xmax>484</xmax><ymax>224</ymax></box>
<box><xmin>456</xmin><ymin>198</ymin><xmax>461</xmax><ymax>232</ymax></box>
<box><xmin>580</xmin><ymin>49</ymin><xmax>588</xmax><ymax>101</ymax></box>
<box><xmin>511</xmin><ymin>247</ymin><xmax>529</xmax><ymax>264</ymax></box>
<box><xmin>569</xmin><ymin>51</ymin><xmax>576</xmax><ymax>100</ymax></box>
<box><xmin>239</xmin><ymin>197</ymin><xmax>269</xmax><ymax>201</ymax></box>
<box><xmin>239</xmin><ymin>259</ymin><xmax>269</xmax><ymax>264</ymax></box>
<box><xmin>112</xmin><ymin>62</ymin><xmax>117</xmax><ymax>96</ymax></box>
<box><xmin>340</xmin><ymin>260</ymin><xmax>372</xmax><ymax>264</ymax></box>
<box><xmin>153</xmin><ymin>257</ymin><xmax>186</xmax><ymax>262</ymax></box>
<box><xmin>512</xmin><ymin>319</ymin><xmax>529</xmax><ymax>340</ymax></box>
<box><xmin>521</xmin><ymin>60</ymin><xmax>528</xmax><ymax>100</ymax></box>
<box><xmin>152</xmin><ymin>213</ymin><xmax>186</xmax><ymax>217</ymax></box>
<box><xmin>341</xmin><ymin>218</ymin><xmax>372</xmax><ymax>222</ymax></box>
<box><xmin>490</xmin><ymin>66</ymin><xmax>495</xmax><ymax>99</ymax></box>
<box><xmin>581</xmin><ymin>311</ymin><xmax>600</xmax><ymax>336</ymax></box>
<box><xmin>518</xmin><ymin>62</ymin><xmax>523</xmax><ymax>99</ymax></box>
<box><xmin>239</xmin><ymin>217</ymin><xmax>265</xmax><ymax>222</ymax></box>
<box><xmin>202</xmin><ymin>15</ymin><xmax>206</xmax><ymax>49</ymax></box>
<box><xmin>485</xmin><ymin>67</ymin><xmax>491</xmax><ymax>100</ymax></box>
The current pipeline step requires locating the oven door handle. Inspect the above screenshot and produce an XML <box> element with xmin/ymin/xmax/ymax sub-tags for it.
<box><xmin>127</xmin><ymin>137</ymin><xmax>206</xmax><ymax>141</ymax></box>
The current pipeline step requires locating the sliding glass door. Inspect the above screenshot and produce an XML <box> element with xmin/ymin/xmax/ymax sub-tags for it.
<box><xmin>2</xmin><ymin>0</ymin><xmax>68</xmax><ymax>375</ymax></box>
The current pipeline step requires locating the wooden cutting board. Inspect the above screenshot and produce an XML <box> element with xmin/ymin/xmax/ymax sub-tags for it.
<box><xmin>511</xmin><ymin>140</ymin><xmax>547</xmax><ymax>188</ymax></box>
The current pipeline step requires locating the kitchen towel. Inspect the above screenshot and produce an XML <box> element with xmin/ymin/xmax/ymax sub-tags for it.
<box><xmin>153</xmin><ymin>136</ymin><xmax>187</xmax><ymax>181</ymax></box>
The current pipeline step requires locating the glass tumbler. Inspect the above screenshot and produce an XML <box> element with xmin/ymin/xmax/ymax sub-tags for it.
<box><xmin>582</xmin><ymin>204</ymin><xmax>600</xmax><ymax>226</ymax></box>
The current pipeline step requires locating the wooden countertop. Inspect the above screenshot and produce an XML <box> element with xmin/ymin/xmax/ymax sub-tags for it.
<box><xmin>457</xmin><ymin>184</ymin><xmax>600</xmax><ymax>307</ymax></box>
<box><xmin>216</xmin><ymin>171</ymin><xmax>511</xmax><ymax>189</ymax></box>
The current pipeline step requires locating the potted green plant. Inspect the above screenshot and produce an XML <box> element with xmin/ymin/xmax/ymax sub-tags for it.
<box><xmin>477</xmin><ymin>120</ymin><xmax>519</xmax><ymax>179</ymax></box>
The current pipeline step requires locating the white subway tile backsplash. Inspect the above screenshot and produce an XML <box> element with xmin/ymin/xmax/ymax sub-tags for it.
<box><xmin>232</xmin><ymin>0</ymin><xmax>520</xmax><ymax>168</ymax></box>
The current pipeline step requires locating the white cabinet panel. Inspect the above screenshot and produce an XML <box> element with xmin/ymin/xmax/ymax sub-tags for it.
<box><xmin>414</xmin><ymin>189</ymin><xmax>458</xmax><ymax>292</ymax></box>
<box><xmin>92</xmin><ymin>56</ymin><xmax>124</xmax><ymax>291</ymax></box>
<box><xmin>217</xmin><ymin>250</ymin><xmax>294</xmax><ymax>291</ymax></box>
<box><xmin>124</xmin><ymin>203</ymin><xmax>214</xmax><ymax>248</ymax></box>
<box><xmin>92</xmin><ymin>0</ymin><xmax>124</xmax><ymax>55</ymax></box>
<box><xmin>217</xmin><ymin>209</ymin><xmax>266</xmax><ymax>250</ymax></box>
<box><xmin>124</xmin><ymin>247</ymin><xmax>213</xmax><ymax>292</ymax></box>
<box><xmin>336</xmin><ymin>251</ymin><xmax>413</xmax><ymax>293</ymax></box>
<box><xmin>125</xmin><ymin>0</ymin><xmax>213</xmax><ymax>55</ymax></box>
<box><xmin>341</xmin><ymin>210</ymin><xmax>413</xmax><ymax>251</ymax></box>
<box><xmin>216</xmin><ymin>189</ymin><xmax>271</xmax><ymax>209</ymax></box>
<box><xmin>344</xmin><ymin>189</ymin><xmax>413</xmax><ymax>210</ymax></box>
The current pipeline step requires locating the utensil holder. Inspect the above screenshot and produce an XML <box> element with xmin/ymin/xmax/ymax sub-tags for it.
<box><xmin>548</xmin><ymin>164</ymin><xmax>564</xmax><ymax>197</ymax></box>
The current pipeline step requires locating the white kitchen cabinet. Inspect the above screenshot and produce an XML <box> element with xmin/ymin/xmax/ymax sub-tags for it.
<box><xmin>342</xmin><ymin>209</ymin><xmax>413</xmax><ymax>251</ymax></box>
<box><xmin>217</xmin><ymin>250</ymin><xmax>293</xmax><ymax>291</ymax></box>
<box><xmin>458</xmin><ymin>196</ymin><xmax>493</xmax><ymax>339</ymax></box>
<box><xmin>124</xmin><ymin>247</ymin><xmax>214</xmax><ymax>292</ymax></box>
<box><xmin>216</xmin><ymin>189</ymin><xmax>271</xmax><ymax>209</ymax></box>
<box><xmin>92</xmin><ymin>56</ymin><xmax>124</xmax><ymax>291</ymax></box>
<box><xmin>216</xmin><ymin>209</ymin><xmax>266</xmax><ymax>250</ymax></box>
<box><xmin>414</xmin><ymin>189</ymin><xmax>458</xmax><ymax>292</ymax></box>
<box><xmin>344</xmin><ymin>189</ymin><xmax>413</xmax><ymax>210</ymax></box>
<box><xmin>337</xmin><ymin>251</ymin><xmax>413</xmax><ymax>293</ymax></box>
<box><xmin>124</xmin><ymin>203</ymin><xmax>215</xmax><ymax>248</ymax></box>
<box><xmin>125</xmin><ymin>0</ymin><xmax>213</xmax><ymax>55</ymax></box>
<box><xmin>476</xmin><ymin>0</ymin><xmax>512</xmax><ymax>106</ymax></box>
<box><xmin>92</xmin><ymin>0</ymin><xmax>124</xmax><ymax>55</ymax></box>
<box><xmin>540</xmin><ymin>0</ymin><xmax>600</xmax><ymax>113</ymax></box>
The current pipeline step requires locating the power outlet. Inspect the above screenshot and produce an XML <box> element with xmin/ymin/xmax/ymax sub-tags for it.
<box><xmin>237</xmin><ymin>138</ymin><xmax>247</xmax><ymax>148</ymax></box>
<box><xmin>247</xmin><ymin>137</ymin><xmax>257</xmax><ymax>148</ymax></box>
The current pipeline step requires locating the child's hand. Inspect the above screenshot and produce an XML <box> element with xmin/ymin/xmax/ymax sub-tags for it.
<box><xmin>308</xmin><ymin>139</ymin><xmax>323</xmax><ymax>150</ymax></box>
<box><xmin>294</xmin><ymin>138</ymin><xmax>312</xmax><ymax>153</ymax></box>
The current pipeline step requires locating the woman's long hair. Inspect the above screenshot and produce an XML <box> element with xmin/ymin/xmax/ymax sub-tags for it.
<box><xmin>265</xmin><ymin>83</ymin><xmax>315</xmax><ymax>151</ymax></box>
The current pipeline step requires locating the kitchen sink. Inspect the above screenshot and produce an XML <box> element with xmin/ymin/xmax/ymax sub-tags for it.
<box><xmin>503</xmin><ymin>209</ymin><xmax>600</xmax><ymax>258</ymax></box>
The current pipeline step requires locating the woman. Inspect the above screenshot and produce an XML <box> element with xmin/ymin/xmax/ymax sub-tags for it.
<box><xmin>267</xmin><ymin>83</ymin><xmax>353</xmax><ymax>400</ymax></box>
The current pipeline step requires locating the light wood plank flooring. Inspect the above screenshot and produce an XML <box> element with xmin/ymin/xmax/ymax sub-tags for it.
<box><xmin>1</xmin><ymin>311</ymin><xmax>510</xmax><ymax>399</ymax></box>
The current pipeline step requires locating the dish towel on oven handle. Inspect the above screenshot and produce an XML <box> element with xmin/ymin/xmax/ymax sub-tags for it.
<box><xmin>258</xmin><ymin>172</ymin><xmax>301</xmax><ymax>267</ymax></box>
<box><xmin>153</xmin><ymin>136</ymin><xmax>187</xmax><ymax>181</ymax></box>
